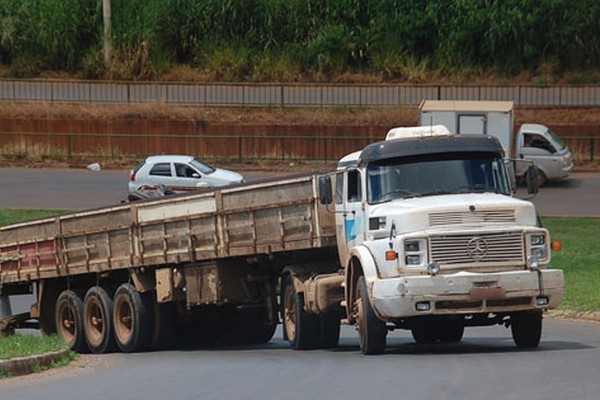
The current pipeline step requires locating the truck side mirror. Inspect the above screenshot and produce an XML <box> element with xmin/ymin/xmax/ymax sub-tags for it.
<box><xmin>318</xmin><ymin>175</ymin><xmax>333</xmax><ymax>205</ymax></box>
<box><xmin>526</xmin><ymin>165</ymin><xmax>539</xmax><ymax>194</ymax></box>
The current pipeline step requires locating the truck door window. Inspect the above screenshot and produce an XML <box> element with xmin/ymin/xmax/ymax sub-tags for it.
<box><xmin>347</xmin><ymin>170</ymin><xmax>361</xmax><ymax>203</ymax></box>
<box><xmin>523</xmin><ymin>133</ymin><xmax>556</xmax><ymax>153</ymax></box>
<box><xmin>335</xmin><ymin>172</ymin><xmax>344</xmax><ymax>205</ymax></box>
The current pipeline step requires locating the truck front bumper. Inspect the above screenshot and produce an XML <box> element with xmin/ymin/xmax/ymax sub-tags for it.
<box><xmin>370</xmin><ymin>269</ymin><xmax>564</xmax><ymax>320</ymax></box>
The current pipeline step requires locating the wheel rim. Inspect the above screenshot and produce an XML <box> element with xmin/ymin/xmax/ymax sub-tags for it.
<box><xmin>85</xmin><ymin>298</ymin><xmax>105</xmax><ymax>347</ymax></box>
<box><xmin>354</xmin><ymin>292</ymin><xmax>365</xmax><ymax>348</ymax></box>
<box><xmin>283</xmin><ymin>285</ymin><xmax>296</xmax><ymax>341</ymax></box>
<box><xmin>114</xmin><ymin>295</ymin><xmax>133</xmax><ymax>344</ymax></box>
<box><xmin>57</xmin><ymin>301</ymin><xmax>76</xmax><ymax>345</ymax></box>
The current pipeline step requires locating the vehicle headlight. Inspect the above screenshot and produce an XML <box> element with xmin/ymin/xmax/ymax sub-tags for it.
<box><xmin>563</xmin><ymin>155</ymin><xmax>572</xmax><ymax>167</ymax></box>
<box><xmin>402</xmin><ymin>238</ymin><xmax>428</xmax><ymax>268</ymax></box>
<box><xmin>530</xmin><ymin>234</ymin><xmax>545</xmax><ymax>246</ymax></box>
<box><xmin>527</xmin><ymin>232</ymin><xmax>549</xmax><ymax>268</ymax></box>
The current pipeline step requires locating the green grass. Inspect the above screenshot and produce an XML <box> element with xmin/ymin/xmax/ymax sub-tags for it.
<box><xmin>0</xmin><ymin>334</ymin><xmax>68</xmax><ymax>361</ymax></box>
<box><xmin>0</xmin><ymin>209</ymin><xmax>69</xmax><ymax>226</ymax></box>
<box><xmin>542</xmin><ymin>217</ymin><xmax>600</xmax><ymax>313</ymax></box>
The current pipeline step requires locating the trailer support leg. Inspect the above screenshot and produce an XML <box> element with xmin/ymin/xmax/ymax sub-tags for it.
<box><xmin>0</xmin><ymin>295</ymin><xmax>12</xmax><ymax>319</ymax></box>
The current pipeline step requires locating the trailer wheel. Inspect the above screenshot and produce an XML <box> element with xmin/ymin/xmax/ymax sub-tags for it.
<box><xmin>318</xmin><ymin>313</ymin><xmax>340</xmax><ymax>349</ymax></box>
<box><xmin>281</xmin><ymin>274</ymin><xmax>318</xmax><ymax>350</ymax></box>
<box><xmin>355</xmin><ymin>276</ymin><xmax>386</xmax><ymax>355</ymax></box>
<box><xmin>511</xmin><ymin>311</ymin><xmax>542</xmax><ymax>348</ymax></box>
<box><xmin>55</xmin><ymin>289</ymin><xmax>88</xmax><ymax>353</ymax></box>
<box><xmin>83</xmin><ymin>286</ymin><xmax>117</xmax><ymax>354</ymax></box>
<box><xmin>150</xmin><ymin>298</ymin><xmax>176</xmax><ymax>350</ymax></box>
<box><xmin>113</xmin><ymin>283</ymin><xmax>152</xmax><ymax>353</ymax></box>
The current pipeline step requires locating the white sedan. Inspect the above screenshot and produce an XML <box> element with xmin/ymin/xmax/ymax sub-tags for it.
<box><xmin>128</xmin><ymin>155</ymin><xmax>244</xmax><ymax>194</ymax></box>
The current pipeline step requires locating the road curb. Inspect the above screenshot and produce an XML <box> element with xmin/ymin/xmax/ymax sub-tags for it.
<box><xmin>0</xmin><ymin>349</ymin><xmax>70</xmax><ymax>377</ymax></box>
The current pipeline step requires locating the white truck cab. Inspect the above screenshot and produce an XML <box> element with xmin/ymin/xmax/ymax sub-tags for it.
<box><xmin>324</xmin><ymin>126</ymin><xmax>564</xmax><ymax>354</ymax></box>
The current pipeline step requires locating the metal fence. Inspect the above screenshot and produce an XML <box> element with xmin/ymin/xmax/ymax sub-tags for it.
<box><xmin>2</xmin><ymin>79</ymin><xmax>600</xmax><ymax>107</ymax></box>
<box><xmin>0</xmin><ymin>131</ymin><xmax>596</xmax><ymax>164</ymax></box>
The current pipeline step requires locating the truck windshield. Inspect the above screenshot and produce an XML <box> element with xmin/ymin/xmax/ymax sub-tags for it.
<box><xmin>367</xmin><ymin>153</ymin><xmax>510</xmax><ymax>204</ymax></box>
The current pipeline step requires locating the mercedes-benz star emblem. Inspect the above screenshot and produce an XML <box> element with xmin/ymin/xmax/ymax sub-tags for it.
<box><xmin>467</xmin><ymin>237</ymin><xmax>488</xmax><ymax>260</ymax></box>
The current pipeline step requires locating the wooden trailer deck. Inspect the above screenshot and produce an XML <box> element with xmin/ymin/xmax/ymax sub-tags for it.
<box><xmin>0</xmin><ymin>174</ymin><xmax>337</xmax><ymax>287</ymax></box>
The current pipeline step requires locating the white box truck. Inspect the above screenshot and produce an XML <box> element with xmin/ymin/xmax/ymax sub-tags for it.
<box><xmin>418</xmin><ymin>100</ymin><xmax>573</xmax><ymax>185</ymax></box>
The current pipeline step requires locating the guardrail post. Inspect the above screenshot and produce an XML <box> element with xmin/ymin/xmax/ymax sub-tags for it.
<box><xmin>68</xmin><ymin>135</ymin><xmax>73</xmax><ymax>159</ymax></box>
<box><xmin>591</xmin><ymin>138</ymin><xmax>595</xmax><ymax>161</ymax></box>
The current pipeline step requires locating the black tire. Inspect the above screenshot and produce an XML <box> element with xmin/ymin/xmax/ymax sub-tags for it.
<box><xmin>150</xmin><ymin>297</ymin><xmax>176</xmax><ymax>350</ymax></box>
<box><xmin>438</xmin><ymin>320</ymin><xmax>464</xmax><ymax>343</ymax></box>
<box><xmin>281</xmin><ymin>274</ymin><xmax>319</xmax><ymax>350</ymax></box>
<box><xmin>355</xmin><ymin>276</ymin><xmax>387</xmax><ymax>355</ymax></box>
<box><xmin>511</xmin><ymin>311</ymin><xmax>542</xmax><ymax>348</ymax></box>
<box><xmin>411</xmin><ymin>324</ymin><xmax>438</xmax><ymax>344</ymax></box>
<box><xmin>412</xmin><ymin>318</ymin><xmax>464</xmax><ymax>344</ymax></box>
<box><xmin>83</xmin><ymin>286</ymin><xmax>117</xmax><ymax>354</ymax></box>
<box><xmin>55</xmin><ymin>289</ymin><xmax>88</xmax><ymax>353</ymax></box>
<box><xmin>318</xmin><ymin>313</ymin><xmax>341</xmax><ymax>349</ymax></box>
<box><xmin>113</xmin><ymin>283</ymin><xmax>153</xmax><ymax>353</ymax></box>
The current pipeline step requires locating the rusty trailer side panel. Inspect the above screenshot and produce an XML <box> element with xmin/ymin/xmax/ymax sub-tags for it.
<box><xmin>0</xmin><ymin>174</ymin><xmax>336</xmax><ymax>286</ymax></box>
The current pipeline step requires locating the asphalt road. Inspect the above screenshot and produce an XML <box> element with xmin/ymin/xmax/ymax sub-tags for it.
<box><xmin>1</xmin><ymin>167</ymin><xmax>599</xmax><ymax>398</ymax></box>
<box><xmin>0</xmin><ymin>167</ymin><xmax>598</xmax><ymax>216</ymax></box>
<box><xmin>1</xmin><ymin>321</ymin><xmax>599</xmax><ymax>399</ymax></box>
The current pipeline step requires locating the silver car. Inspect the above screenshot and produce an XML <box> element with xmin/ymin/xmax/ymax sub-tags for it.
<box><xmin>128</xmin><ymin>155</ymin><xmax>244</xmax><ymax>194</ymax></box>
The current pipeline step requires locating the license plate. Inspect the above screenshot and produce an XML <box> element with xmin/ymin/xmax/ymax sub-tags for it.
<box><xmin>469</xmin><ymin>286</ymin><xmax>506</xmax><ymax>300</ymax></box>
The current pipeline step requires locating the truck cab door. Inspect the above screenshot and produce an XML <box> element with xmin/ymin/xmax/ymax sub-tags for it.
<box><xmin>335</xmin><ymin>169</ymin><xmax>365</xmax><ymax>268</ymax></box>
<box><xmin>519</xmin><ymin>133</ymin><xmax>558</xmax><ymax>179</ymax></box>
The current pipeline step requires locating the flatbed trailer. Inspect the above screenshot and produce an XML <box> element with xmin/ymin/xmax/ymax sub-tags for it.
<box><xmin>0</xmin><ymin>173</ymin><xmax>339</xmax><ymax>352</ymax></box>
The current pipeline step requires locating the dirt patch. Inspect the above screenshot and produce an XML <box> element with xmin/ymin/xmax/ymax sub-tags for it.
<box><xmin>1</xmin><ymin>103</ymin><xmax>599</xmax><ymax>126</ymax></box>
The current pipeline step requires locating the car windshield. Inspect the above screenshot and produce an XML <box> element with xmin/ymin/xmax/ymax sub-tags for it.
<box><xmin>367</xmin><ymin>152</ymin><xmax>510</xmax><ymax>204</ymax></box>
<box><xmin>189</xmin><ymin>158</ymin><xmax>216</xmax><ymax>174</ymax></box>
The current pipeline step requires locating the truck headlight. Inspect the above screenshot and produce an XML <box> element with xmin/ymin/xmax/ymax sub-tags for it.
<box><xmin>406</xmin><ymin>255</ymin><xmax>421</xmax><ymax>265</ymax></box>
<box><xmin>404</xmin><ymin>241</ymin><xmax>420</xmax><ymax>252</ymax></box>
<box><xmin>530</xmin><ymin>235</ymin><xmax>545</xmax><ymax>246</ymax></box>
<box><xmin>402</xmin><ymin>238</ymin><xmax>428</xmax><ymax>268</ymax></box>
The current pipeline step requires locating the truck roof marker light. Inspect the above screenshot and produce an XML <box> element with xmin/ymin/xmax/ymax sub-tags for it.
<box><xmin>385</xmin><ymin>125</ymin><xmax>452</xmax><ymax>141</ymax></box>
<box><xmin>551</xmin><ymin>241</ymin><xmax>563</xmax><ymax>251</ymax></box>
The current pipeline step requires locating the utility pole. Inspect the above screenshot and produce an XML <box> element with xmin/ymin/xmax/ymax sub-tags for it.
<box><xmin>103</xmin><ymin>0</ymin><xmax>112</xmax><ymax>67</ymax></box>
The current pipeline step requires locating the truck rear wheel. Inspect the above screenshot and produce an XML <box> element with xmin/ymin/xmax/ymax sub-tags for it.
<box><xmin>282</xmin><ymin>274</ymin><xmax>318</xmax><ymax>350</ymax></box>
<box><xmin>113</xmin><ymin>283</ymin><xmax>152</xmax><ymax>353</ymax></box>
<box><xmin>355</xmin><ymin>276</ymin><xmax>387</xmax><ymax>355</ymax></box>
<box><xmin>55</xmin><ymin>289</ymin><xmax>88</xmax><ymax>353</ymax></box>
<box><xmin>83</xmin><ymin>286</ymin><xmax>117</xmax><ymax>354</ymax></box>
<box><xmin>511</xmin><ymin>311</ymin><xmax>542</xmax><ymax>348</ymax></box>
<box><xmin>318</xmin><ymin>314</ymin><xmax>340</xmax><ymax>349</ymax></box>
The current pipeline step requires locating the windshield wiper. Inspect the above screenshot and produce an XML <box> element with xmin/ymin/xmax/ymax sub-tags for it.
<box><xmin>458</xmin><ymin>184</ymin><xmax>499</xmax><ymax>193</ymax></box>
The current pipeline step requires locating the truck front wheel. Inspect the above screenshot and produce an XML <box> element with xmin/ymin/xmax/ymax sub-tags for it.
<box><xmin>281</xmin><ymin>275</ymin><xmax>318</xmax><ymax>350</ymax></box>
<box><xmin>511</xmin><ymin>311</ymin><xmax>542</xmax><ymax>348</ymax></box>
<box><xmin>355</xmin><ymin>276</ymin><xmax>387</xmax><ymax>355</ymax></box>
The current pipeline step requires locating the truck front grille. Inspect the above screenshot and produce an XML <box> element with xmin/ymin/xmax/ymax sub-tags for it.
<box><xmin>429</xmin><ymin>209</ymin><xmax>515</xmax><ymax>226</ymax></box>
<box><xmin>430</xmin><ymin>231</ymin><xmax>523</xmax><ymax>266</ymax></box>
